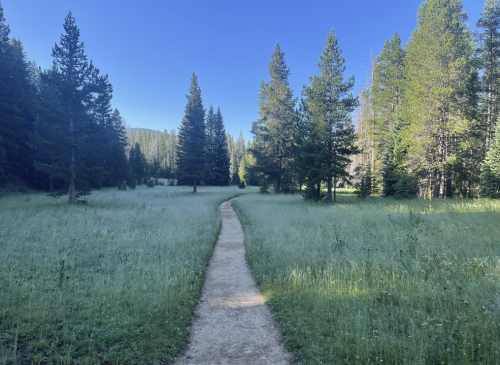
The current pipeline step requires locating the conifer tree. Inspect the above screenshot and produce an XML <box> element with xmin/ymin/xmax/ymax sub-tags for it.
<box><xmin>292</xmin><ymin>98</ymin><xmax>324</xmax><ymax>201</ymax></box>
<box><xmin>481</xmin><ymin>120</ymin><xmax>500</xmax><ymax>197</ymax></box>
<box><xmin>205</xmin><ymin>105</ymin><xmax>217</xmax><ymax>184</ymax></box>
<box><xmin>477</xmin><ymin>0</ymin><xmax>500</xmax><ymax>153</ymax></box>
<box><xmin>371</xmin><ymin>33</ymin><xmax>405</xmax><ymax>191</ymax></box>
<box><xmin>212</xmin><ymin>107</ymin><xmax>230</xmax><ymax>185</ymax></box>
<box><xmin>400</xmin><ymin>0</ymin><xmax>478</xmax><ymax>198</ymax></box>
<box><xmin>50</xmin><ymin>12</ymin><xmax>98</xmax><ymax>203</ymax></box>
<box><xmin>302</xmin><ymin>29</ymin><xmax>359</xmax><ymax>203</ymax></box>
<box><xmin>251</xmin><ymin>44</ymin><xmax>296</xmax><ymax>193</ymax></box>
<box><xmin>176</xmin><ymin>73</ymin><xmax>206</xmax><ymax>192</ymax></box>
<box><xmin>0</xmin><ymin>3</ymin><xmax>35</xmax><ymax>185</ymax></box>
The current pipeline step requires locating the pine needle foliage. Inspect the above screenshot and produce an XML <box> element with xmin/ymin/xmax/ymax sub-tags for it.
<box><xmin>176</xmin><ymin>73</ymin><xmax>206</xmax><ymax>193</ymax></box>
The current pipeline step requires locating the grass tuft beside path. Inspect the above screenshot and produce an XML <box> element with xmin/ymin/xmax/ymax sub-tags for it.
<box><xmin>0</xmin><ymin>185</ymin><xmax>254</xmax><ymax>365</ymax></box>
<box><xmin>233</xmin><ymin>192</ymin><xmax>500</xmax><ymax>365</ymax></box>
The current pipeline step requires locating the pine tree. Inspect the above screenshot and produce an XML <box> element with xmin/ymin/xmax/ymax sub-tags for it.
<box><xmin>0</xmin><ymin>1</ymin><xmax>9</xmax><ymax>52</ymax></box>
<box><xmin>251</xmin><ymin>44</ymin><xmax>296</xmax><ymax>193</ymax></box>
<box><xmin>371</xmin><ymin>33</ymin><xmax>405</xmax><ymax>191</ymax></box>
<box><xmin>477</xmin><ymin>0</ymin><xmax>500</xmax><ymax>153</ymax></box>
<box><xmin>0</xmin><ymin>3</ymin><xmax>35</xmax><ymax>185</ymax></box>
<box><xmin>212</xmin><ymin>107</ymin><xmax>230</xmax><ymax>185</ymax></box>
<box><xmin>292</xmin><ymin>98</ymin><xmax>324</xmax><ymax>201</ymax></box>
<box><xmin>50</xmin><ymin>12</ymin><xmax>97</xmax><ymax>203</ymax></box>
<box><xmin>302</xmin><ymin>29</ymin><xmax>359</xmax><ymax>203</ymax></box>
<box><xmin>481</xmin><ymin>121</ymin><xmax>500</xmax><ymax>197</ymax></box>
<box><xmin>205</xmin><ymin>105</ymin><xmax>217</xmax><ymax>184</ymax></box>
<box><xmin>176</xmin><ymin>73</ymin><xmax>206</xmax><ymax>192</ymax></box>
<box><xmin>400</xmin><ymin>0</ymin><xmax>478</xmax><ymax>198</ymax></box>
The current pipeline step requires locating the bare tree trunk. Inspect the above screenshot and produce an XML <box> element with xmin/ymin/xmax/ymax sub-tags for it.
<box><xmin>434</xmin><ymin>171</ymin><xmax>441</xmax><ymax>198</ymax></box>
<box><xmin>274</xmin><ymin>177</ymin><xmax>279</xmax><ymax>194</ymax></box>
<box><xmin>333</xmin><ymin>176</ymin><xmax>337</xmax><ymax>203</ymax></box>
<box><xmin>326</xmin><ymin>175</ymin><xmax>332</xmax><ymax>203</ymax></box>
<box><xmin>68</xmin><ymin>114</ymin><xmax>76</xmax><ymax>204</ymax></box>
<box><xmin>445</xmin><ymin>167</ymin><xmax>452</xmax><ymax>198</ymax></box>
<box><xmin>193</xmin><ymin>179</ymin><xmax>197</xmax><ymax>193</ymax></box>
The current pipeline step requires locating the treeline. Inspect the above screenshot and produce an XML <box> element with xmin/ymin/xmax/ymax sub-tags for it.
<box><xmin>355</xmin><ymin>0</ymin><xmax>500</xmax><ymax>199</ymax></box>
<box><xmin>124</xmin><ymin>128</ymin><xmax>249</xmax><ymax>185</ymax></box>
<box><xmin>248</xmin><ymin>0</ymin><xmax>500</xmax><ymax>201</ymax></box>
<box><xmin>0</xmin><ymin>4</ymin><xmax>129</xmax><ymax>203</ymax></box>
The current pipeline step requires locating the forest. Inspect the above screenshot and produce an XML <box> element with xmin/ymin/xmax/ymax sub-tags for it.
<box><xmin>1</xmin><ymin>0</ymin><xmax>500</xmax><ymax>202</ymax></box>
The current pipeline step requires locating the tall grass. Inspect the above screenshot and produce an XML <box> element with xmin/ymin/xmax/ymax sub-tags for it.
<box><xmin>233</xmin><ymin>192</ymin><xmax>500</xmax><ymax>365</ymax></box>
<box><xmin>0</xmin><ymin>185</ymin><xmax>254</xmax><ymax>365</ymax></box>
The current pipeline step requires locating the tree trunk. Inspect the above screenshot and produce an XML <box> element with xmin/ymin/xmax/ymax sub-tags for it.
<box><xmin>193</xmin><ymin>179</ymin><xmax>197</xmax><ymax>193</ymax></box>
<box><xmin>326</xmin><ymin>175</ymin><xmax>332</xmax><ymax>203</ymax></box>
<box><xmin>274</xmin><ymin>177</ymin><xmax>279</xmax><ymax>194</ymax></box>
<box><xmin>68</xmin><ymin>114</ymin><xmax>76</xmax><ymax>204</ymax></box>
<box><xmin>445</xmin><ymin>167</ymin><xmax>453</xmax><ymax>198</ymax></box>
<box><xmin>333</xmin><ymin>176</ymin><xmax>337</xmax><ymax>203</ymax></box>
<box><xmin>434</xmin><ymin>171</ymin><xmax>441</xmax><ymax>198</ymax></box>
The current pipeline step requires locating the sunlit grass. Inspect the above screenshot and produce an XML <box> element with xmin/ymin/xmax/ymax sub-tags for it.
<box><xmin>233</xmin><ymin>193</ymin><xmax>500</xmax><ymax>365</ymax></box>
<box><xmin>0</xmin><ymin>184</ymin><xmax>255</xmax><ymax>365</ymax></box>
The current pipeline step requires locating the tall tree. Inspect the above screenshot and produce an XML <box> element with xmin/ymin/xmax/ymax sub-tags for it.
<box><xmin>400</xmin><ymin>0</ymin><xmax>479</xmax><ymax>198</ymax></box>
<box><xmin>50</xmin><ymin>12</ymin><xmax>96</xmax><ymax>203</ymax></box>
<box><xmin>205</xmin><ymin>106</ymin><xmax>230</xmax><ymax>185</ymax></box>
<box><xmin>205</xmin><ymin>105</ymin><xmax>217</xmax><ymax>184</ymax></box>
<box><xmin>371</xmin><ymin>33</ymin><xmax>405</xmax><ymax>191</ymax></box>
<box><xmin>251</xmin><ymin>44</ymin><xmax>296</xmax><ymax>193</ymax></box>
<box><xmin>176</xmin><ymin>73</ymin><xmax>206</xmax><ymax>192</ymax></box>
<box><xmin>302</xmin><ymin>29</ymin><xmax>359</xmax><ymax>203</ymax></box>
<box><xmin>481</xmin><ymin>119</ymin><xmax>500</xmax><ymax>197</ymax></box>
<box><xmin>477</xmin><ymin>0</ymin><xmax>500</xmax><ymax>153</ymax></box>
<box><xmin>0</xmin><ymin>3</ymin><xmax>35</xmax><ymax>185</ymax></box>
<box><xmin>212</xmin><ymin>107</ymin><xmax>230</xmax><ymax>185</ymax></box>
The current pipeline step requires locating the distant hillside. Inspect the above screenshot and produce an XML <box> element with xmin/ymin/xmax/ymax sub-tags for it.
<box><xmin>126</xmin><ymin>128</ymin><xmax>163</xmax><ymax>135</ymax></box>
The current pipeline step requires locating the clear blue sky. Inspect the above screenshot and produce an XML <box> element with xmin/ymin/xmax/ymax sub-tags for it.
<box><xmin>2</xmin><ymin>0</ymin><xmax>485</xmax><ymax>141</ymax></box>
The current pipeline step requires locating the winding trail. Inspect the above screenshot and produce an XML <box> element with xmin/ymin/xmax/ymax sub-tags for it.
<box><xmin>175</xmin><ymin>199</ymin><xmax>291</xmax><ymax>365</ymax></box>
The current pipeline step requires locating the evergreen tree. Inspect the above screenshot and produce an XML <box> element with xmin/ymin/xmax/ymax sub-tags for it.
<box><xmin>0</xmin><ymin>1</ymin><xmax>9</xmax><ymax>52</ymax></box>
<box><xmin>105</xmin><ymin>109</ymin><xmax>128</xmax><ymax>186</ymax></box>
<box><xmin>400</xmin><ymin>0</ymin><xmax>478</xmax><ymax>198</ymax></box>
<box><xmin>292</xmin><ymin>98</ymin><xmax>324</xmax><ymax>201</ymax></box>
<box><xmin>176</xmin><ymin>73</ymin><xmax>206</xmax><ymax>192</ymax></box>
<box><xmin>205</xmin><ymin>105</ymin><xmax>217</xmax><ymax>184</ymax></box>
<box><xmin>477</xmin><ymin>0</ymin><xmax>500</xmax><ymax>153</ymax></box>
<box><xmin>381</xmin><ymin>119</ymin><xmax>406</xmax><ymax>196</ymax></box>
<box><xmin>371</xmin><ymin>33</ymin><xmax>405</xmax><ymax>191</ymax></box>
<box><xmin>481</xmin><ymin>120</ymin><xmax>500</xmax><ymax>197</ymax></box>
<box><xmin>251</xmin><ymin>44</ymin><xmax>296</xmax><ymax>193</ymax></box>
<box><xmin>302</xmin><ymin>29</ymin><xmax>359</xmax><ymax>203</ymax></box>
<box><xmin>212</xmin><ymin>107</ymin><xmax>230</xmax><ymax>185</ymax></box>
<box><xmin>129</xmin><ymin>142</ymin><xmax>145</xmax><ymax>185</ymax></box>
<box><xmin>356</xmin><ymin>162</ymin><xmax>373</xmax><ymax>198</ymax></box>
<box><xmin>0</xmin><ymin>3</ymin><xmax>35</xmax><ymax>185</ymax></box>
<box><xmin>48</xmin><ymin>12</ymin><xmax>100</xmax><ymax>202</ymax></box>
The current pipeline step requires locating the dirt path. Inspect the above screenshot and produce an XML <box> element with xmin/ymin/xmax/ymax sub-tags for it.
<box><xmin>174</xmin><ymin>199</ymin><xmax>291</xmax><ymax>365</ymax></box>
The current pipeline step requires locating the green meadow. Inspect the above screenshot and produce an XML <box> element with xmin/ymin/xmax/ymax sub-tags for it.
<box><xmin>2</xmin><ymin>186</ymin><xmax>500</xmax><ymax>365</ymax></box>
<box><xmin>233</xmin><ymin>191</ymin><xmax>500</xmax><ymax>365</ymax></box>
<box><xmin>0</xmin><ymin>185</ymin><xmax>255</xmax><ymax>365</ymax></box>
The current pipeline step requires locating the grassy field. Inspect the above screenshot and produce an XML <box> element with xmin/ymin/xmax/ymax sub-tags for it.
<box><xmin>233</xmin><ymin>192</ymin><xmax>500</xmax><ymax>365</ymax></box>
<box><xmin>0</xmin><ymin>184</ymin><xmax>255</xmax><ymax>365</ymax></box>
